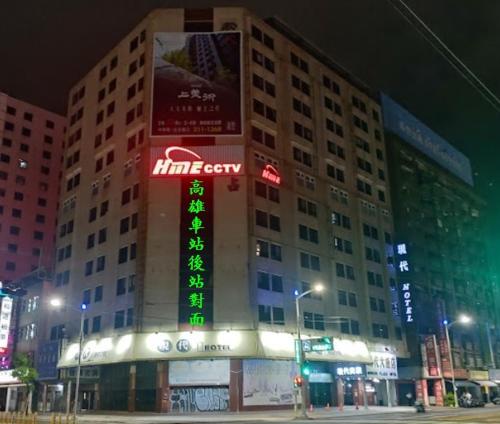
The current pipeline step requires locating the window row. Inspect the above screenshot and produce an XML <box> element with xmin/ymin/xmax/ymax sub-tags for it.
<box><xmin>256</xmin><ymin>239</ymin><xmax>282</xmax><ymax>261</ymax></box>
<box><xmin>255</xmin><ymin>209</ymin><xmax>281</xmax><ymax>232</ymax></box>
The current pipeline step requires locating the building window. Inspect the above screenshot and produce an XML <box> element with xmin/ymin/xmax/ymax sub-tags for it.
<box><xmin>116</xmin><ymin>278</ymin><xmax>126</xmax><ymax>296</ymax></box>
<box><xmin>92</xmin><ymin>316</ymin><xmax>101</xmax><ymax>333</ymax></box>
<box><xmin>114</xmin><ymin>310</ymin><xmax>125</xmax><ymax>329</ymax></box>
<box><xmin>94</xmin><ymin>286</ymin><xmax>103</xmax><ymax>302</ymax></box>
<box><xmin>96</xmin><ymin>256</ymin><xmax>106</xmax><ymax>272</ymax></box>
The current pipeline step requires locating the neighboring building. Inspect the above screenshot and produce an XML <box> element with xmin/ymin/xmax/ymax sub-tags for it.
<box><xmin>0</xmin><ymin>93</ymin><xmax>66</xmax><ymax>283</ymax></box>
<box><xmin>51</xmin><ymin>8</ymin><xmax>406</xmax><ymax>412</ymax></box>
<box><xmin>382</xmin><ymin>93</ymin><xmax>500</xmax><ymax>405</ymax></box>
<box><xmin>0</xmin><ymin>272</ymin><xmax>62</xmax><ymax>412</ymax></box>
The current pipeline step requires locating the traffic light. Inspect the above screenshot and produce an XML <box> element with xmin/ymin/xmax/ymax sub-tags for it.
<box><xmin>301</xmin><ymin>360</ymin><xmax>311</xmax><ymax>377</ymax></box>
<box><xmin>294</xmin><ymin>375</ymin><xmax>303</xmax><ymax>387</ymax></box>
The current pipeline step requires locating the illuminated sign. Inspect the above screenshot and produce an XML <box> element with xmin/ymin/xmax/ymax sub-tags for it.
<box><xmin>336</xmin><ymin>365</ymin><xmax>364</xmax><ymax>376</ymax></box>
<box><xmin>0</xmin><ymin>298</ymin><xmax>13</xmax><ymax>349</ymax></box>
<box><xmin>150</xmin><ymin>146</ymin><xmax>244</xmax><ymax>177</ymax></box>
<box><xmin>261</xmin><ymin>164</ymin><xmax>281</xmax><ymax>185</ymax></box>
<box><xmin>151</xmin><ymin>32</ymin><xmax>242</xmax><ymax>137</ymax></box>
<box><xmin>179</xmin><ymin>178</ymin><xmax>213</xmax><ymax>328</ymax></box>
<box><xmin>396</xmin><ymin>243</ymin><xmax>414</xmax><ymax>324</ymax></box>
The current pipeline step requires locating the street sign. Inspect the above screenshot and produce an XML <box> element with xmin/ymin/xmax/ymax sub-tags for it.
<box><xmin>302</xmin><ymin>337</ymin><xmax>334</xmax><ymax>352</ymax></box>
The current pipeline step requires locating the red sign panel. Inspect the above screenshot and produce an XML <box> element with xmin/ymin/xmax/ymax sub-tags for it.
<box><xmin>150</xmin><ymin>146</ymin><xmax>244</xmax><ymax>177</ymax></box>
<box><xmin>261</xmin><ymin>164</ymin><xmax>281</xmax><ymax>185</ymax></box>
<box><xmin>424</xmin><ymin>335</ymin><xmax>440</xmax><ymax>377</ymax></box>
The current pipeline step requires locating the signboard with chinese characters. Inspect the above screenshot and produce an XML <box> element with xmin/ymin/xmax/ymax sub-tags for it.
<box><xmin>366</xmin><ymin>351</ymin><xmax>398</xmax><ymax>379</ymax></box>
<box><xmin>396</xmin><ymin>243</ymin><xmax>415</xmax><ymax>325</ymax></box>
<box><xmin>335</xmin><ymin>364</ymin><xmax>366</xmax><ymax>377</ymax></box>
<box><xmin>424</xmin><ymin>335</ymin><xmax>440</xmax><ymax>377</ymax></box>
<box><xmin>150</xmin><ymin>145</ymin><xmax>244</xmax><ymax>177</ymax></box>
<box><xmin>151</xmin><ymin>32</ymin><xmax>242</xmax><ymax>137</ymax></box>
<box><xmin>179</xmin><ymin>178</ymin><xmax>214</xmax><ymax>328</ymax></box>
<box><xmin>0</xmin><ymin>297</ymin><xmax>13</xmax><ymax>349</ymax></box>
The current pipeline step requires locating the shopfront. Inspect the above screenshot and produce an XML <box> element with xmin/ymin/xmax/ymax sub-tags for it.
<box><xmin>57</xmin><ymin>330</ymin><xmax>404</xmax><ymax>413</ymax></box>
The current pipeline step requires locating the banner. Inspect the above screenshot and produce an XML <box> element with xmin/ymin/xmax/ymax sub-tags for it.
<box><xmin>242</xmin><ymin>359</ymin><xmax>298</xmax><ymax>406</ymax></box>
<box><xmin>151</xmin><ymin>32</ymin><xmax>242</xmax><ymax>137</ymax></box>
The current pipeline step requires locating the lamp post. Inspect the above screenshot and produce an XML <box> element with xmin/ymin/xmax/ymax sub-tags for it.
<box><xmin>295</xmin><ymin>283</ymin><xmax>324</xmax><ymax>419</ymax></box>
<box><xmin>443</xmin><ymin>314</ymin><xmax>472</xmax><ymax>408</ymax></box>
<box><xmin>50</xmin><ymin>299</ymin><xmax>87</xmax><ymax>419</ymax></box>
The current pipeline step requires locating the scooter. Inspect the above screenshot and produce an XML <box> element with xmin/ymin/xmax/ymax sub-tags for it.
<box><xmin>414</xmin><ymin>400</ymin><xmax>425</xmax><ymax>413</ymax></box>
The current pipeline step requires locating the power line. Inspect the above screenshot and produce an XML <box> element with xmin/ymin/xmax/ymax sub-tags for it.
<box><xmin>387</xmin><ymin>0</ymin><xmax>500</xmax><ymax>114</ymax></box>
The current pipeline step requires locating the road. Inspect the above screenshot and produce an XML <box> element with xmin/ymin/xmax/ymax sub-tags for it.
<box><xmin>41</xmin><ymin>406</ymin><xmax>500</xmax><ymax>424</ymax></box>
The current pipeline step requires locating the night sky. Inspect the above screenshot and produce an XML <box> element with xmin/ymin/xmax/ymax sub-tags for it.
<box><xmin>1</xmin><ymin>0</ymin><xmax>498</xmax><ymax>272</ymax></box>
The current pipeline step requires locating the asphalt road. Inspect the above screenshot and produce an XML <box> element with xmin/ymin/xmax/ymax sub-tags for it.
<box><xmin>288</xmin><ymin>407</ymin><xmax>500</xmax><ymax>424</ymax></box>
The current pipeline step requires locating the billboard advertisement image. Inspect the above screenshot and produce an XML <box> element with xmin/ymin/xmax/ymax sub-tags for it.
<box><xmin>151</xmin><ymin>32</ymin><xmax>242</xmax><ymax>137</ymax></box>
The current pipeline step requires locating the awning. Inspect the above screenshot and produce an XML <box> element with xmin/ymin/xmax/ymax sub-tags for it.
<box><xmin>446</xmin><ymin>380</ymin><xmax>476</xmax><ymax>388</ymax></box>
<box><xmin>472</xmin><ymin>380</ymin><xmax>498</xmax><ymax>388</ymax></box>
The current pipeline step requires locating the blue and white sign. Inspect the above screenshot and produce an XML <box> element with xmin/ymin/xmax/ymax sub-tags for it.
<box><xmin>381</xmin><ymin>93</ymin><xmax>473</xmax><ymax>186</ymax></box>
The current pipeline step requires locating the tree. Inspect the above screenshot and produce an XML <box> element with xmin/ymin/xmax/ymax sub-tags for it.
<box><xmin>12</xmin><ymin>353</ymin><xmax>38</xmax><ymax>413</ymax></box>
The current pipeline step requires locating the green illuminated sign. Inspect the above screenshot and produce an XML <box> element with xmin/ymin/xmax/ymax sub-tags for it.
<box><xmin>186</xmin><ymin>179</ymin><xmax>207</xmax><ymax>327</ymax></box>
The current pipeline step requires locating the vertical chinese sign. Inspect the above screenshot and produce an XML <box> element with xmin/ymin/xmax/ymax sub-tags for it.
<box><xmin>150</xmin><ymin>32</ymin><xmax>242</xmax><ymax>137</ymax></box>
<box><xmin>396</xmin><ymin>243</ymin><xmax>414</xmax><ymax>325</ymax></box>
<box><xmin>179</xmin><ymin>178</ymin><xmax>214</xmax><ymax>328</ymax></box>
<box><xmin>0</xmin><ymin>297</ymin><xmax>12</xmax><ymax>349</ymax></box>
<box><xmin>150</xmin><ymin>145</ymin><xmax>245</xmax><ymax>329</ymax></box>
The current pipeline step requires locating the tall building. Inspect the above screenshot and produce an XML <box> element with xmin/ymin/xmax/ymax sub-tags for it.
<box><xmin>50</xmin><ymin>8</ymin><xmax>406</xmax><ymax>413</ymax></box>
<box><xmin>0</xmin><ymin>93</ymin><xmax>65</xmax><ymax>283</ymax></box>
<box><xmin>382</xmin><ymin>94</ymin><xmax>500</xmax><ymax>405</ymax></box>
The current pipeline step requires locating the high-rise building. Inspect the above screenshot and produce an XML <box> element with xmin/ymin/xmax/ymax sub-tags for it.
<box><xmin>50</xmin><ymin>8</ymin><xmax>406</xmax><ymax>412</ymax></box>
<box><xmin>382</xmin><ymin>94</ymin><xmax>500</xmax><ymax>405</ymax></box>
<box><xmin>0</xmin><ymin>93</ymin><xmax>65</xmax><ymax>283</ymax></box>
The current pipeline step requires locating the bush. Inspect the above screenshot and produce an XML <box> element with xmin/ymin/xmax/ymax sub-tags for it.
<box><xmin>444</xmin><ymin>392</ymin><xmax>455</xmax><ymax>407</ymax></box>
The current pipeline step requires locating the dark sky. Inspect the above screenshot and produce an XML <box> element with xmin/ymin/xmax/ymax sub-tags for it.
<box><xmin>1</xmin><ymin>0</ymin><xmax>499</xmax><ymax>268</ymax></box>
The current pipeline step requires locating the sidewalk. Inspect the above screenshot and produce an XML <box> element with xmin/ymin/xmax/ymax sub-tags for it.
<box><xmin>37</xmin><ymin>406</ymin><xmax>418</xmax><ymax>423</ymax></box>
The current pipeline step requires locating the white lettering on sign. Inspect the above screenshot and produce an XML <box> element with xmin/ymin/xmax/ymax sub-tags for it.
<box><xmin>261</xmin><ymin>164</ymin><xmax>281</xmax><ymax>185</ymax></box>
<box><xmin>337</xmin><ymin>366</ymin><xmax>363</xmax><ymax>376</ymax></box>
<box><xmin>152</xmin><ymin>147</ymin><xmax>243</xmax><ymax>176</ymax></box>
<box><xmin>401</xmin><ymin>283</ymin><xmax>413</xmax><ymax>323</ymax></box>
<box><xmin>399</xmin><ymin>260</ymin><xmax>409</xmax><ymax>272</ymax></box>
<box><xmin>0</xmin><ymin>298</ymin><xmax>13</xmax><ymax>349</ymax></box>
<box><xmin>397</xmin><ymin>243</ymin><xmax>407</xmax><ymax>255</ymax></box>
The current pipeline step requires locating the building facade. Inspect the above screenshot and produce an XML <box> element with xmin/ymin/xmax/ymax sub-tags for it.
<box><xmin>0</xmin><ymin>93</ymin><xmax>65</xmax><ymax>283</ymax></box>
<box><xmin>50</xmin><ymin>8</ymin><xmax>407</xmax><ymax>413</ymax></box>
<box><xmin>382</xmin><ymin>94</ymin><xmax>500</xmax><ymax>405</ymax></box>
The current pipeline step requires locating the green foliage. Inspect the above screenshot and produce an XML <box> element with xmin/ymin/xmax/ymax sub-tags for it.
<box><xmin>163</xmin><ymin>49</ymin><xmax>192</xmax><ymax>72</ymax></box>
<box><xmin>444</xmin><ymin>392</ymin><xmax>455</xmax><ymax>407</ymax></box>
<box><xmin>12</xmin><ymin>353</ymin><xmax>38</xmax><ymax>389</ymax></box>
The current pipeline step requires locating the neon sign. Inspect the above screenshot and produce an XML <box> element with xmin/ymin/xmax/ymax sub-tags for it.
<box><xmin>396</xmin><ymin>242</ymin><xmax>414</xmax><ymax>324</ymax></box>
<box><xmin>261</xmin><ymin>164</ymin><xmax>281</xmax><ymax>185</ymax></box>
<box><xmin>179</xmin><ymin>178</ymin><xmax>213</xmax><ymax>328</ymax></box>
<box><xmin>401</xmin><ymin>283</ymin><xmax>413</xmax><ymax>323</ymax></box>
<box><xmin>151</xmin><ymin>146</ymin><xmax>244</xmax><ymax>177</ymax></box>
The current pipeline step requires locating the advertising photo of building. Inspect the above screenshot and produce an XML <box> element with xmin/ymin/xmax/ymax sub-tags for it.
<box><xmin>49</xmin><ymin>7</ymin><xmax>408</xmax><ymax>413</ymax></box>
<box><xmin>382</xmin><ymin>94</ymin><xmax>500</xmax><ymax>406</ymax></box>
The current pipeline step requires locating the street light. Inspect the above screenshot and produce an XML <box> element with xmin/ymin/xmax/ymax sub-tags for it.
<box><xmin>294</xmin><ymin>283</ymin><xmax>324</xmax><ymax>418</ymax></box>
<box><xmin>443</xmin><ymin>314</ymin><xmax>473</xmax><ymax>408</ymax></box>
<box><xmin>50</xmin><ymin>298</ymin><xmax>87</xmax><ymax>419</ymax></box>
